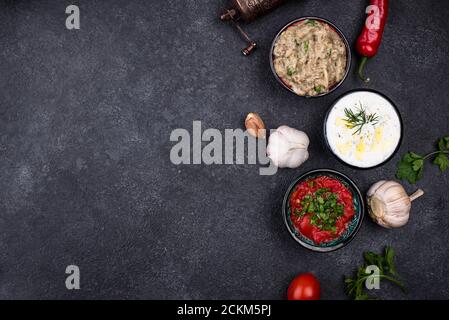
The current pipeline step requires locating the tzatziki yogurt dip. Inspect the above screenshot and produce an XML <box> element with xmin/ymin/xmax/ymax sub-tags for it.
<box><xmin>325</xmin><ymin>90</ymin><xmax>402</xmax><ymax>168</ymax></box>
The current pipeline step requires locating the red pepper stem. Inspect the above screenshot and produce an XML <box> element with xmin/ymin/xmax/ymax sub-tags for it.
<box><xmin>358</xmin><ymin>56</ymin><xmax>370</xmax><ymax>83</ymax></box>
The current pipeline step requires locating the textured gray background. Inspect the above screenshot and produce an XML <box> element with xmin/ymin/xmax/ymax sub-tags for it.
<box><xmin>0</xmin><ymin>0</ymin><xmax>448</xmax><ymax>300</ymax></box>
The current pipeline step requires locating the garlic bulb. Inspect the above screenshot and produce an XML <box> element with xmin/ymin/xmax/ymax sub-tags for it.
<box><xmin>266</xmin><ymin>125</ymin><xmax>309</xmax><ymax>168</ymax></box>
<box><xmin>367</xmin><ymin>180</ymin><xmax>424</xmax><ymax>228</ymax></box>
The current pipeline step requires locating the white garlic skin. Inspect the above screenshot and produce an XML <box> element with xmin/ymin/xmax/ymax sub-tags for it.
<box><xmin>266</xmin><ymin>126</ymin><xmax>309</xmax><ymax>168</ymax></box>
<box><xmin>367</xmin><ymin>180</ymin><xmax>412</xmax><ymax>228</ymax></box>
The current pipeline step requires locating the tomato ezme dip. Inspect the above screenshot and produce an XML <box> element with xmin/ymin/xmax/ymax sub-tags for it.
<box><xmin>289</xmin><ymin>176</ymin><xmax>355</xmax><ymax>244</ymax></box>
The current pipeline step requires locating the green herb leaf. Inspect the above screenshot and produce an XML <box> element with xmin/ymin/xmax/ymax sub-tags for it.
<box><xmin>314</xmin><ymin>85</ymin><xmax>322</xmax><ymax>93</ymax></box>
<box><xmin>305</xmin><ymin>19</ymin><xmax>316</xmax><ymax>26</ymax></box>
<box><xmin>438</xmin><ymin>136</ymin><xmax>449</xmax><ymax>151</ymax></box>
<box><xmin>287</xmin><ymin>67</ymin><xmax>295</xmax><ymax>77</ymax></box>
<box><xmin>396</xmin><ymin>136</ymin><xmax>449</xmax><ymax>184</ymax></box>
<box><xmin>412</xmin><ymin>159</ymin><xmax>424</xmax><ymax>171</ymax></box>
<box><xmin>345</xmin><ymin>246</ymin><xmax>405</xmax><ymax>300</ymax></box>
<box><xmin>303</xmin><ymin>40</ymin><xmax>309</xmax><ymax>53</ymax></box>
<box><xmin>409</xmin><ymin>152</ymin><xmax>423</xmax><ymax>160</ymax></box>
<box><xmin>434</xmin><ymin>153</ymin><xmax>449</xmax><ymax>172</ymax></box>
<box><xmin>384</xmin><ymin>246</ymin><xmax>397</xmax><ymax>276</ymax></box>
<box><xmin>363</xmin><ymin>251</ymin><xmax>380</xmax><ymax>267</ymax></box>
<box><xmin>308</xmin><ymin>202</ymin><xmax>315</xmax><ymax>212</ymax></box>
<box><xmin>396</xmin><ymin>152</ymin><xmax>423</xmax><ymax>184</ymax></box>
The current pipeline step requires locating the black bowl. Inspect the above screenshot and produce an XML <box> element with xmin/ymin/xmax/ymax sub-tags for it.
<box><xmin>269</xmin><ymin>17</ymin><xmax>352</xmax><ymax>98</ymax></box>
<box><xmin>323</xmin><ymin>89</ymin><xmax>403</xmax><ymax>170</ymax></box>
<box><xmin>282</xmin><ymin>169</ymin><xmax>365</xmax><ymax>252</ymax></box>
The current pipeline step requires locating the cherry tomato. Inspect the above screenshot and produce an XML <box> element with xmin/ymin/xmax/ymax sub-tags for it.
<box><xmin>287</xmin><ymin>273</ymin><xmax>320</xmax><ymax>300</ymax></box>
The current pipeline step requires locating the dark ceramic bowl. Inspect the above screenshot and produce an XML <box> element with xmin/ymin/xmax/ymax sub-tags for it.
<box><xmin>282</xmin><ymin>169</ymin><xmax>364</xmax><ymax>252</ymax></box>
<box><xmin>323</xmin><ymin>89</ymin><xmax>403</xmax><ymax>170</ymax></box>
<box><xmin>269</xmin><ymin>17</ymin><xmax>351</xmax><ymax>98</ymax></box>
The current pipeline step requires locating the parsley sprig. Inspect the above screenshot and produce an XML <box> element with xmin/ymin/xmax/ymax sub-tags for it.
<box><xmin>343</xmin><ymin>103</ymin><xmax>379</xmax><ymax>135</ymax></box>
<box><xmin>396</xmin><ymin>136</ymin><xmax>449</xmax><ymax>184</ymax></box>
<box><xmin>294</xmin><ymin>186</ymin><xmax>344</xmax><ymax>232</ymax></box>
<box><xmin>345</xmin><ymin>246</ymin><xmax>406</xmax><ymax>300</ymax></box>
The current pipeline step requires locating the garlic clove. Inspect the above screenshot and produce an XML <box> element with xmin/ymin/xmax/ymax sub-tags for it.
<box><xmin>245</xmin><ymin>112</ymin><xmax>266</xmax><ymax>139</ymax></box>
<box><xmin>368</xmin><ymin>196</ymin><xmax>388</xmax><ymax>227</ymax></box>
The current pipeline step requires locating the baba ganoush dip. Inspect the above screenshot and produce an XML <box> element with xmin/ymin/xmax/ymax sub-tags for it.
<box><xmin>325</xmin><ymin>90</ymin><xmax>402</xmax><ymax>168</ymax></box>
<box><xmin>272</xmin><ymin>19</ymin><xmax>348</xmax><ymax>96</ymax></box>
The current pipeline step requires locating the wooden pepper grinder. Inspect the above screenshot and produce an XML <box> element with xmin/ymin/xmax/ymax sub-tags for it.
<box><xmin>220</xmin><ymin>0</ymin><xmax>290</xmax><ymax>56</ymax></box>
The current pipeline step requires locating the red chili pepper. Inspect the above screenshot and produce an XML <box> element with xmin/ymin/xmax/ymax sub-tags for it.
<box><xmin>356</xmin><ymin>0</ymin><xmax>389</xmax><ymax>82</ymax></box>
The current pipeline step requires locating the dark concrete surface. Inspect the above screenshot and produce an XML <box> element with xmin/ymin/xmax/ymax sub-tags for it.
<box><xmin>0</xmin><ymin>0</ymin><xmax>448</xmax><ymax>299</ymax></box>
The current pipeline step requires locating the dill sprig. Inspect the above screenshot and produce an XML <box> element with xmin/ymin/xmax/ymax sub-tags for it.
<box><xmin>343</xmin><ymin>102</ymin><xmax>379</xmax><ymax>135</ymax></box>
